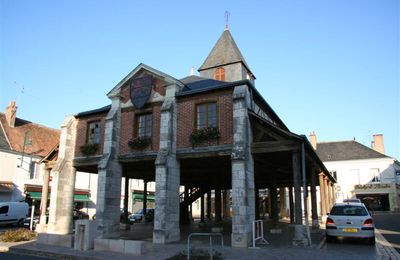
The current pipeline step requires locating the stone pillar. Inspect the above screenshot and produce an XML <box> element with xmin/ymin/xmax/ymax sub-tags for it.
<box><xmin>206</xmin><ymin>191</ymin><xmax>212</xmax><ymax>220</ymax></box>
<box><xmin>310</xmin><ymin>169</ymin><xmax>319</xmax><ymax>228</ymax></box>
<box><xmin>39</xmin><ymin>164</ymin><xmax>50</xmax><ymax>225</ymax></box>
<box><xmin>289</xmin><ymin>186</ymin><xmax>294</xmax><ymax>224</ymax></box>
<box><xmin>96</xmin><ymin>97</ymin><xmax>123</xmax><ymax>238</ymax></box>
<box><xmin>153</xmin><ymin>88</ymin><xmax>181</xmax><ymax>244</ymax></box>
<box><xmin>279</xmin><ymin>187</ymin><xmax>288</xmax><ymax>219</ymax></box>
<box><xmin>330</xmin><ymin>183</ymin><xmax>336</xmax><ymax>206</ymax></box>
<box><xmin>292</xmin><ymin>152</ymin><xmax>302</xmax><ymax>224</ymax></box>
<box><xmin>318</xmin><ymin>173</ymin><xmax>326</xmax><ymax>216</ymax></box>
<box><xmin>231</xmin><ymin>85</ymin><xmax>255</xmax><ymax>247</ymax></box>
<box><xmin>215</xmin><ymin>188</ymin><xmax>222</xmax><ymax>222</ymax></box>
<box><xmin>47</xmin><ymin>116</ymin><xmax>77</xmax><ymax>235</ymax></box>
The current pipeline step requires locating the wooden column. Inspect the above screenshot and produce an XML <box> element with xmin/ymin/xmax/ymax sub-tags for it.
<box><xmin>215</xmin><ymin>188</ymin><xmax>222</xmax><ymax>222</ymax></box>
<box><xmin>292</xmin><ymin>152</ymin><xmax>302</xmax><ymax>224</ymax></box>
<box><xmin>310</xmin><ymin>170</ymin><xmax>319</xmax><ymax>227</ymax></box>
<box><xmin>318</xmin><ymin>173</ymin><xmax>326</xmax><ymax>216</ymax></box>
<box><xmin>324</xmin><ymin>178</ymin><xmax>330</xmax><ymax>213</ymax></box>
<box><xmin>143</xmin><ymin>180</ymin><xmax>148</xmax><ymax>222</ymax></box>
<box><xmin>270</xmin><ymin>186</ymin><xmax>279</xmax><ymax>226</ymax></box>
<box><xmin>123</xmin><ymin>177</ymin><xmax>129</xmax><ymax>224</ymax></box>
<box><xmin>200</xmin><ymin>193</ymin><xmax>205</xmax><ymax>223</ymax></box>
<box><xmin>206</xmin><ymin>190</ymin><xmax>212</xmax><ymax>220</ymax></box>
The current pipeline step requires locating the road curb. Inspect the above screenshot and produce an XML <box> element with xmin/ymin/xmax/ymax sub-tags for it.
<box><xmin>375</xmin><ymin>229</ymin><xmax>400</xmax><ymax>259</ymax></box>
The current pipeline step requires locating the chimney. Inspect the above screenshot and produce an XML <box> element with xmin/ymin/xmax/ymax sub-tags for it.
<box><xmin>5</xmin><ymin>101</ymin><xmax>17</xmax><ymax>128</ymax></box>
<box><xmin>309</xmin><ymin>131</ymin><xmax>317</xmax><ymax>150</ymax></box>
<box><xmin>371</xmin><ymin>134</ymin><xmax>385</xmax><ymax>154</ymax></box>
<box><xmin>190</xmin><ymin>66</ymin><xmax>195</xmax><ymax>76</ymax></box>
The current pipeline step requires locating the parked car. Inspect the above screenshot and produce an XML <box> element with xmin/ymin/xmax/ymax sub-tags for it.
<box><xmin>343</xmin><ymin>198</ymin><xmax>362</xmax><ymax>204</ymax></box>
<box><xmin>73</xmin><ymin>209</ymin><xmax>89</xmax><ymax>220</ymax></box>
<box><xmin>0</xmin><ymin>202</ymin><xmax>29</xmax><ymax>227</ymax></box>
<box><xmin>23</xmin><ymin>216</ymin><xmax>39</xmax><ymax>230</ymax></box>
<box><xmin>326</xmin><ymin>202</ymin><xmax>375</xmax><ymax>245</ymax></box>
<box><xmin>92</xmin><ymin>209</ymin><xmax>132</xmax><ymax>222</ymax></box>
<box><xmin>128</xmin><ymin>209</ymin><xmax>154</xmax><ymax>224</ymax></box>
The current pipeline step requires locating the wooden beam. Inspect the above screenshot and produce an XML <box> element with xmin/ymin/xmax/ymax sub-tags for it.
<box><xmin>252</xmin><ymin>140</ymin><xmax>300</xmax><ymax>154</ymax></box>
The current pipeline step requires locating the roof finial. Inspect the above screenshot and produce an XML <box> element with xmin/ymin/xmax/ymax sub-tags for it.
<box><xmin>225</xmin><ymin>11</ymin><xmax>230</xmax><ymax>30</ymax></box>
<box><xmin>190</xmin><ymin>66</ymin><xmax>195</xmax><ymax>76</ymax></box>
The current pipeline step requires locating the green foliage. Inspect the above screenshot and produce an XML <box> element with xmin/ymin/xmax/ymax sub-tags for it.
<box><xmin>190</xmin><ymin>127</ymin><xmax>220</xmax><ymax>145</ymax></box>
<box><xmin>128</xmin><ymin>137</ymin><xmax>151</xmax><ymax>150</ymax></box>
<box><xmin>79</xmin><ymin>143</ymin><xmax>99</xmax><ymax>156</ymax></box>
<box><xmin>0</xmin><ymin>228</ymin><xmax>37</xmax><ymax>242</ymax></box>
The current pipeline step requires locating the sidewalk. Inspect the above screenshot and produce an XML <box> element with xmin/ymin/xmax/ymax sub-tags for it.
<box><xmin>0</xmin><ymin>221</ymin><xmax>325</xmax><ymax>260</ymax></box>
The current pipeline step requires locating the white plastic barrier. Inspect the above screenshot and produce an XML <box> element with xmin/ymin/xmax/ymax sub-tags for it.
<box><xmin>251</xmin><ymin>220</ymin><xmax>269</xmax><ymax>248</ymax></box>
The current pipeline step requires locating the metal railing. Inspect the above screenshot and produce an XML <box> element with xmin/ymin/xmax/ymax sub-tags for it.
<box><xmin>251</xmin><ymin>220</ymin><xmax>269</xmax><ymax>248</ymax></box>
<box><xmin>187</xmin><ymin>232</ymin><xmax>224</xmax><ymax>260</ymax></box>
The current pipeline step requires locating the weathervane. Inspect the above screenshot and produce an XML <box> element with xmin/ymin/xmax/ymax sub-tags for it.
<box><xmin>225</xmin><ymin>11</ymin><xmax>230</xmax><ymax>30</ymax></box>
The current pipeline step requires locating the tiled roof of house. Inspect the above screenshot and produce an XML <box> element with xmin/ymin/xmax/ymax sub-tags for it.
<box><xmin>316</xmin><ymin>140</ymin><xmax>389</xmax><ymax>162</ymax></box>
<box><xmin>0</xmin><ymin>113</ymin><xmax>60</xmax><ymax>157</ymax></box>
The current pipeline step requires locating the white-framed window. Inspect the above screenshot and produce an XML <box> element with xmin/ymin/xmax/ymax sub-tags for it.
<box><xmin>29</xmin><ymin>161</ymin><xmax>37</xmax><ymax>179</ymax></box>
<box><xmin>87</xmin><ymin>121</ymin><xmax>100</xmax><ymax>144</ymax></box>
<box><xmin>370</xmin><ymin>168</ymin><xmax>380</xmax><ymax>183</ymax></box>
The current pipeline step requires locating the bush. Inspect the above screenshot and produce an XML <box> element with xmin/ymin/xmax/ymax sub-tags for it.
<box><xmin>79</xmin><ymin>143</ymin><xmax>99</xmax><ymax>156</ymax></box>
<box><xmin>0</xmin><ymin>228</ymin><xmax>37</xmax><ymax>242</ymax></box>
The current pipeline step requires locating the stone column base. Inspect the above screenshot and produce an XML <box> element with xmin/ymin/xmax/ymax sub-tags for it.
<box><xmin>37</xmin><ymin>233</ymin><xmax>74</xmax><ymax>248</ymax></box>
<box><xmin>153</xmin><ymin>229</ymin><xmax>180</xmax><ymax>244</ymax></box>
<box><xmin>35</xmin><ymin>223</ymin><xmax>47</xmax><ymax>233</ymax></box>
<box><xmin>231</xmin><ymin>232</ymin><xmax>251</xmax><ymax>248</ymax></box>
<box><xmin>292</xmin><ymin>225</ymin><xmax>309</xmax><ymax>246</ymax></box>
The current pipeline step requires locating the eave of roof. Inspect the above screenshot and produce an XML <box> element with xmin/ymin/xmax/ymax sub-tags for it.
<box><xmin>75</xmin><ymin>105</ymin><xmax>111</xmax><ymax>118</ymax></box>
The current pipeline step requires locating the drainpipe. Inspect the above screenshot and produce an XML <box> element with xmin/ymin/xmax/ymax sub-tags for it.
<box><xmin>301</xmin><ymin>142</ymin><xmax>311</xmax><ymax>246</ymax></box>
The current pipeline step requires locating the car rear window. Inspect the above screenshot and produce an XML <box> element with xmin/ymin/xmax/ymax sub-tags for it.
<box><xmin>330</xmin><ymin>205</ymin><xmax>368</xmax><ymax>216</ymax></box>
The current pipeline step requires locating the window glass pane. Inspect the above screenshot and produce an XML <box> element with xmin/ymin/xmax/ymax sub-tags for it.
<box><xmin>138</xmin><ymin>114</ymin><xmax>152</xmax><ymax>138</ymax></box>
<box><xmin>88</xmin><ymin>122</ymin><xmax>100</xmax><ymax>144</ymax></box>
<box><xmin>0</xmin><ymin>206</ymin><xmax>9</xmax><ymax>214</ymax></box>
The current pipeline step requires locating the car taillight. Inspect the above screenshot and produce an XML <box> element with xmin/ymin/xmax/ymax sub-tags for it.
<box><xmin>326</xmin><ymin>217</ymin><xmax>335</xmax><ymax>225</ymax></box>
<box><xmin>363</xmin><ymin>218</ymin><xmax>374</xmax><ymax>227</ymax></box>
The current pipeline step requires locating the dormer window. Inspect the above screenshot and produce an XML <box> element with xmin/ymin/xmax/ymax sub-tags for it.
<box><xmin>214</xmin><ymin>67</ymin><xmax>225</xmax><ymax>81</ymax></box>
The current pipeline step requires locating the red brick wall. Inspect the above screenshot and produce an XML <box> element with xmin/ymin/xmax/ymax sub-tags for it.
<box><xmin>119</xmin><ymin>104</ymin><xmax>161</xmax><ymax>155</ymax></box>
<box><xmin>75</xmin><ymin>114</ymin><xmax>107</xmax><ymax>157</ymax></box>
<box><xmin>177</xmin><ymin>89</ymin><xmax>234</xmax><ymax>148</ymax></box>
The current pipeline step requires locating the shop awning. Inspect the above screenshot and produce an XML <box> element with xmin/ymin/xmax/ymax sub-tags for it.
<box><xmin>132</xmin><ymin>193</ymin><xmax>155</xmax><ymax>202</ymax></box>
<box><xmin>27</xmin><ymin>191</ymin><xmax>91</xmax><ymax>202</ymax></box>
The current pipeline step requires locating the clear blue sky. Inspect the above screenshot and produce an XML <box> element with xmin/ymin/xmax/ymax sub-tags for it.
<box><xmin>1</xmin><ymin>1</ymin><xmax>399</xmax><ymax>158</ymax></box>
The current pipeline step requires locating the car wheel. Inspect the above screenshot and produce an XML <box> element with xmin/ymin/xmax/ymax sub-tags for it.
<box><xmin>367</xmin><ymin>236</ymin><xmax>376</xmax><ymax>245</ymax></box>
<box><xmin>17</xmin><ymin>219</ymin><xmax>24</xmax><ymax>227</ymax></box>
<box><xmin>326</xmin><ymin>235</ymin><xmax>335</xmax><ymax>243</ymax></box>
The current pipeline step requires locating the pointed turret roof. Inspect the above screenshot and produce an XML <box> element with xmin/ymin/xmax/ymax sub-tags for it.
<box><xmin>198</xmin><ymin>29</ymin><xmax>252</xmax><ymax>74</ymax></box>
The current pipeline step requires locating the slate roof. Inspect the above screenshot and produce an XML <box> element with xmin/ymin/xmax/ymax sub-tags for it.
<box><xmin>180</xmin><ymin>75</ymin><xmax>228</xmax><ymax>92</ymax></box>
<box><xmin>198</xmin><ymin>29</ymin><xmax>252</xmax><ymax>74</ymax></box>
<box><xmin>316</xmin><ymin>141</ymin><xmax>389</xmax><ymax>162</ymax></box>
<box><xmin>0</xmin><ymin>113</ymin><xmax>60</xmax><ymax>157</ymax></box>
<box><xmin>75</xmin><ymin>105</ymin><xmax>111</xmax><ymax>118</ymax></box>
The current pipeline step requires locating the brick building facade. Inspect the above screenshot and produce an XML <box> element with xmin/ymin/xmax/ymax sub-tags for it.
<box><xmin>41</xmin><ymin>29</ymin><xmax>335</xmax><ymax>250</ymax></box>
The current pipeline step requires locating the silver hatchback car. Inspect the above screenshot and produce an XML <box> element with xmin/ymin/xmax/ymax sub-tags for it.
<box><xmin>326</xmin><ymin>202</ymin><xmax>375</xmax><ymax>245</ymax></box>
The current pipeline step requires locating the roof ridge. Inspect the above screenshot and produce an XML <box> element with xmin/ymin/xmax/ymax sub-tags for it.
<box><xmin>0</xmin><ymin>112</ymin><xmax>59</xmax><ymax>133</ymax></box>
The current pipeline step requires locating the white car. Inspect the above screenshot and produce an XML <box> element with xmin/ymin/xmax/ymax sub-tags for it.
<box><xmin>326</xmin><ymin>202</ymin><xmax>375</xmax><ymax>245</ymax></box>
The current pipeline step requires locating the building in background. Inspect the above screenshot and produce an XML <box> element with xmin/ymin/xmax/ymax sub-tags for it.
<box><xmin>0</xmin><ymin>101</ymin><xmax>60</xmax><ymax>210</ymax></box>
<box><xmin>310</xmin><ymin>132</ymin><xmax>400</xmax><ymax>211</ymax></box>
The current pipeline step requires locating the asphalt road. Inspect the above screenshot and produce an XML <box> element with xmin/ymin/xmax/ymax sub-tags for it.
<box><xmin>373</xmin><ymin>212</ymin><xmax>400</xmax><ymax>254</ymax></box>
<box><xmin>0</xmin><ymin>252</ymin><xmax>55</xmax><ymax>259</ymax></box>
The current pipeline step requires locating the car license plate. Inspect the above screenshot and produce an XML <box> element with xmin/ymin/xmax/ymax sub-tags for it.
<box><xmin>343</xmin><ymin>228</ymin><xmax>358</xmax><ymax>232</ymax></box>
